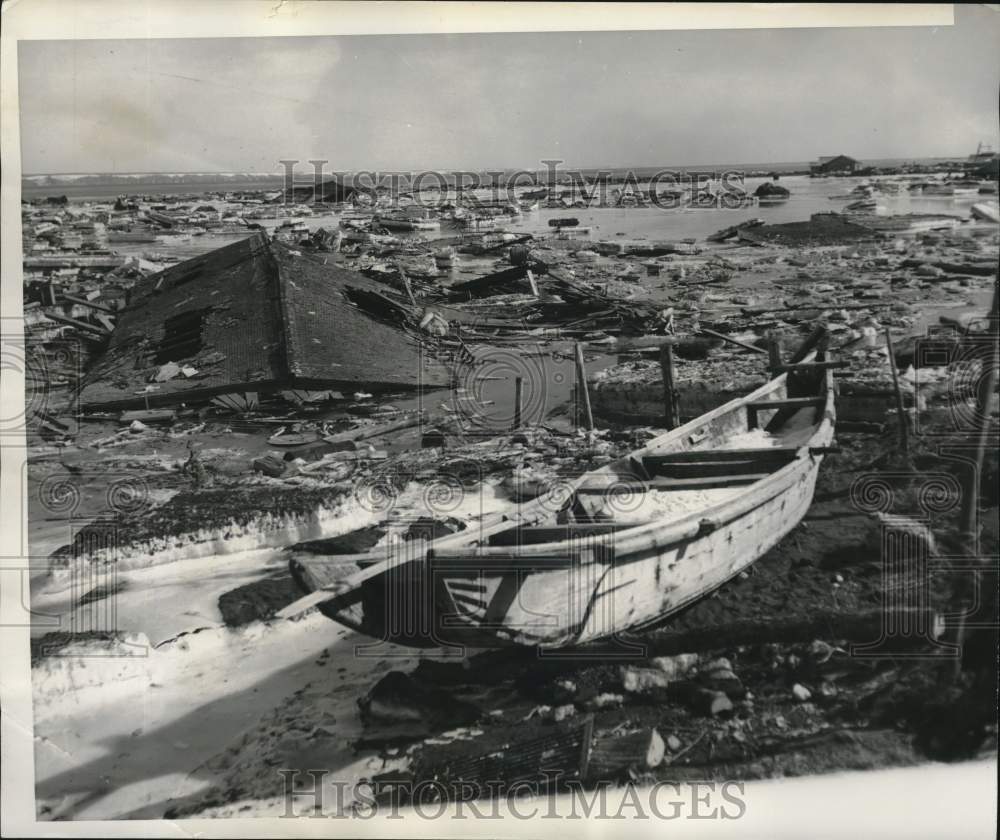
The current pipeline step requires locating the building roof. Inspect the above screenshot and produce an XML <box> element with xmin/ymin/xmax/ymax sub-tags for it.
<box><xmin>78</xmin><ymin>233</ymin><xmax>449</xmax><ymax>409</ymax></box>
<box><xmin>812</xmin><ymin>154</ymin><xmax>860</xmax><ymax>168</ymax></box>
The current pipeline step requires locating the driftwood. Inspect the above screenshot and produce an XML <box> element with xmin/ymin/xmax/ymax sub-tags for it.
<box><xmin>587</xmin><ymin>729</ymin><xmax>665</xmax><ymax>780</ymax></box>
<box><xmin>323</xmin><ymin>413</ymin><xmax>425</xmax><ymax>445</ymax></box>
<box><xmin>698</xmin><ymin>328</ymin><xmax>766</xmax><ymax>355</ymax></box>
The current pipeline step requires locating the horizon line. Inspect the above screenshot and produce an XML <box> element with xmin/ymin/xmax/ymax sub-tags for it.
<box><xmin>19</xmin><ymin>153</ymin><xmax>981</xmax><ymax>179</ymax></box>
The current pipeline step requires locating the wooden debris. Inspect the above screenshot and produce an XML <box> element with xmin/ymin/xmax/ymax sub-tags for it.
<box><xmin>587</xmin><ymin>728</ymin><xmax>665</xmax><ymax>780</ymax></box>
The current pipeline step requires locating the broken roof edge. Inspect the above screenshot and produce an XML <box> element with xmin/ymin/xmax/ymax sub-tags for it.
<box><xmin>77</xmin><ymin>373</ymin><xmax>453</xmax><ymax>413</ymax></box>
<box><xmin>269</xmin><ymin>240</ymin><xmax>452</xmax><ymax>389</ymax></box>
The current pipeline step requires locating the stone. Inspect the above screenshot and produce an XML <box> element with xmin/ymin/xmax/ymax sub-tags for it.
<box><xmin>666</xmin><ymin>734</ymin><xmax>682</xmax><ymax>751</ymax></box>
<box><xmin>791</xmin><ymin>683</ymin><xmax>812</xmax><ymax>702</ymax></box>
<box><xmin>650</xmin><ymin>653</ymin><xmax>699</xmax><ymax>681</ymax></box>
<box><xmin>621</xmin><ymin>666</ymin><xmax>673</xmax><ymax>693</ymax></box>
<box><xmin>585</xmin><ymin>692</ymin><xmax>624</xmax><ymax>711</ymax></box>
<box><xmin>691</xmin><ymin>689</ymin><xmax>734</xmax><ymax>717</ymax></box>
<box><xmin>699</xmin><ymin>658</ymin><xmax>745</xmax><ymax>699</ymax></box>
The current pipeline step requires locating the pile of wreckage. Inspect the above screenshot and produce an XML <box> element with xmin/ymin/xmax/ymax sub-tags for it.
<box><xmin>64</xmin><ymin>231</ymin><xmax>662</xmax><ymax>423</ymax></box>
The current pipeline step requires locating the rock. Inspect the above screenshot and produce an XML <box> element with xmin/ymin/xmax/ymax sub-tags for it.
<box><xmin>555</xmin><ymin>679</ymin><xmax>578</xmax><ymax>698</ymax></box>
<box><xmin>621</xmin><ymin>666</ymin><xmax>672</xmax><ymax>693</ymax></box>
<box><xmin>666</xmin><ymin>734</ymin><xmax>682</xmax><ymax>751</ymax></box>
<box><xmin>129</xmin><ymin>420</ymin><xmax>148</xmax><ymax>433</ymax></box>
<box><xmin>699</xmin><ymin>658</ymin><xmax>745</xmax><ymax>699</ymax></box>
<box><xmin>585</xmin><ymin>692</ymin><xmax>624</xmax><ymax>711</ymax></box>
<box><xmin>252</xmin><ymin>454</ymin><xmax>288</xmax><ymax>478</ymax></box>
<box><xmin>691</xmin><ymin>688</ymin><xmax>734</xmax><ymax>717</ymax></box>
<box><xmin>792</xmin><ymin>683</ymin><xmax>812</xmax><ymax>702</ymax></box>
<box><xmin>650</xmin><ymin>653</ymin><xmax>699</xmax><ymax>681</ymax></box>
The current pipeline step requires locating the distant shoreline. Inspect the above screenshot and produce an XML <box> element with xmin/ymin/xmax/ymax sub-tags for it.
<box><xmin>20</xmin><ymin>157</ymin><xmax>971</xmax><ymax>187</ymax></box>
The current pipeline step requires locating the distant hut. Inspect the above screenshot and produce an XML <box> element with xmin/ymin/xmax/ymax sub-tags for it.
<box><xmin>810</xmin><ymin>155</ymin><xmax>862</xmax><ymax>176</ymax></box>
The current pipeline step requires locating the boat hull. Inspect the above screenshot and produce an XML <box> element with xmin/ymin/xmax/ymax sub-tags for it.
<box><xmin>428</xmin><ymin>444</ymin><xmax>825</xmax><ymax>648</ymax></box>
<box><xmin>291</xmin><ymin>360</ymin><xmax>835</xmax><ymax>649</ymax></box>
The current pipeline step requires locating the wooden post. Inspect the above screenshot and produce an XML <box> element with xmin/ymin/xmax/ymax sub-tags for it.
<box><xmin>574</xmin><ymin>343</ymin><xmax>594</xmax><ymax>431</ymax></box>
<box><xmin>883</xmin><ymin>327</ymin><xmax>909</xmax><ymax>454</ymax></box>
<box><xmin>513</xmin><ymin>376</ymin><xmax>523</xmax><ymax>430</ymax></box>
<box><xmin>658</xmin><ymin>343</ymin><xmax>679</xmax><ymax>430</ymax></box>
<box><xmin>526</xmin><ymin>269</ymin><xmax>539</xmax><ymax>297</ymax></box>
<box><xmin>767</xmin><ymin>332</ymin><xmax>782</xmax><ymax>378</ymax></box>
<box><xmin>788</xmin><ymin>324</ymin><xmax>829</xmax><ymax>365</ymax></box>
<box><xmin>399</xmin><ymin>266</ymin><xmax>417</xmax><ymax>307</ymax></box>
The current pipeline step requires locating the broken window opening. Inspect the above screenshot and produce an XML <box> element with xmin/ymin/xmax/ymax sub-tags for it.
<box><xmin>155</xmin><ymin>308</ymin><xmax>210</xmax><ymax>364</ymax></box>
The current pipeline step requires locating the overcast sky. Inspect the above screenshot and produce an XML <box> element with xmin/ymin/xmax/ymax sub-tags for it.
<box><xmin>17</xmin><ymin>5</ymin><xmax>1000</xmax><ymax>174</ymax></box>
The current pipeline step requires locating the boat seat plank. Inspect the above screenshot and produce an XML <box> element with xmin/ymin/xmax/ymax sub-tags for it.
<box><xmin>488</xmin><ymin>522</ymin><xmax>630</xmax><ymax>547</ymax></box>
<box><xmin>747</xmin><ymin>396</ymin><xmax>824</xmax><ymax>430</ymax></box>
<box><xmin>745</xmin><ymin>397</ymin><xmax>826</xmax><ymax>411</ymax></box>
<box><xmin>577</xmin><ymin>473</ymin><xmax>770</xmax><ymax>492</ymax></box>
<box><xmin>642</xmin><ymin>446</ymin><xmax>803</xmax><ymax>464</ymax></box>
<box><xmin>646</xmin><ymin>459</ymin><xmax>784</xmax><ymax>479</ymax></box>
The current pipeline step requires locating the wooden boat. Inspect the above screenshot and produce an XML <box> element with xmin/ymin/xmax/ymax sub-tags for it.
<box><xmin>285</xmin><ymin>354</ymin><xmax>836</xmax><ymax>648</ymax></box>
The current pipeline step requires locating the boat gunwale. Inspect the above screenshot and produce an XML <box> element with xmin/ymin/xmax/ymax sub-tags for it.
<box><xmin>430</xmin><ymin>366</ymin><xmax>835</xmax><ymax>560</ymax></box>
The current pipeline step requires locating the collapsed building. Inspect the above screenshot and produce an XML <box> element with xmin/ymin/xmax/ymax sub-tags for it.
<box><xmin>78</xmin><ymin>232</ymin><xmax>450</xmax><ymax>411</ymax></box>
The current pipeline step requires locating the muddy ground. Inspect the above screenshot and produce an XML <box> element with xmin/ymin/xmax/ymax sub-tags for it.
<box><xmin>28</xmin><ymin>409</ymin><xmax>998</xmax><ymax>819</ymax></box>
<box><xmin>26</xmin><ymin>217</ymin><xmax>999</xmax><ymax>819</ymax></box>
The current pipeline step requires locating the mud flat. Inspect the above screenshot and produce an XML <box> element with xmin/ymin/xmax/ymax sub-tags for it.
<box><xmin>24</xmin><ymin>199</ymin><xmax>999</xmax><ymax>819</ymax></box>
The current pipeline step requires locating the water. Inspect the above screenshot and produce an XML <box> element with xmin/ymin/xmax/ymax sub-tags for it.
<box><xmin>108</xmin><ymin>174</ymin><xmax>985</xmax><ymax>261</ymax></box>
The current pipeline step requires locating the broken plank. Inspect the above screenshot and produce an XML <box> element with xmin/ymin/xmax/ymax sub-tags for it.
<box><xmin>698</xmin><ymin>328</ymin><xmax>767</xmax><ymax>355</ymax></box>
<box><xmin>772</xmin><ymin>361</ymin><xmax>850</xmax><ymax>372</ymax></box>
<box><xmin>587</xmin><ymin>729</ymin><xmax>665</xmax><ymax>780</ymax></box>
<box><xmin>323</xmin><ymin>413</ymin><xmax>425</xmax><ymax>445</ymax></box>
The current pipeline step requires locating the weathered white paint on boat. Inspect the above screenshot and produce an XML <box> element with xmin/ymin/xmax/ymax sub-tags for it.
<box><xmin>290</xmin><ymin>358</ymin><xmax>835</xmax><ymax>648</ymax></box>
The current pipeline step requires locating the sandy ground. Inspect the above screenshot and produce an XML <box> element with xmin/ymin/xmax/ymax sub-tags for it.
<box><xmin>32</xmin><ymin>583</ymin><xmax>417</xmax><ymax>819</ymax></box>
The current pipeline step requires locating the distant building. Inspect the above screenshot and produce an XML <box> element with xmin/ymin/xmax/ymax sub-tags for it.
<box><xmin>810</xmin><ymin>155</ymin><xmax>862</xmax><ymax>175</ymax></box>
<box><xmin>967</xmin><ymin>144</ymin><xmax>999</xmax><ymax>178</ymax></box>
<box><xmin>280</xmin><ymin>176</ymin><xmax>358</xmax><ymax>204</ymax></box>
